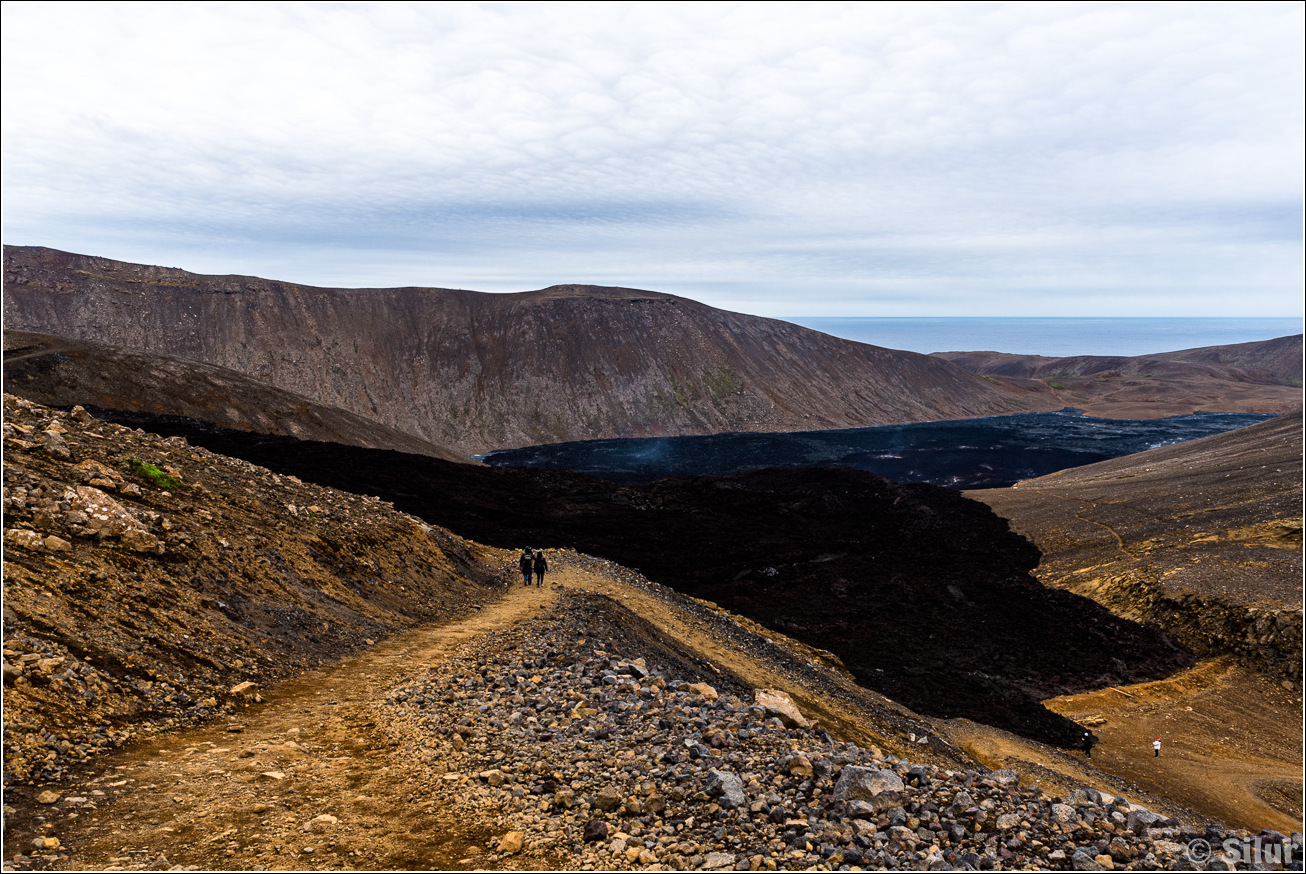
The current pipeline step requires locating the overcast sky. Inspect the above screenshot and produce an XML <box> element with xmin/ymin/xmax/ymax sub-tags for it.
<box><xmin>3</xmin><ymin>2</ymin><xmax>1302</xmax><ymax>317</ymax></box>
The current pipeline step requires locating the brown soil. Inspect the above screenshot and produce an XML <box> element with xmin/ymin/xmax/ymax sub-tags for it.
<box><xmin>13</xmin><ymin>558</ymin><xmax>1300</xmax><ymax>872</ymax></box>
<box><xmin>1044</xmin><ymin>659</ymin><xmax>1303</xmax><ymax>835</ymax></box>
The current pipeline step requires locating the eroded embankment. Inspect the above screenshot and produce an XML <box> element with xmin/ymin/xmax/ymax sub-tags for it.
<box><xmin>1061</xmin><ymin>565</ymin><xmax>1302</xmax><ymax>685</ymax></box>
<box><xmin>970</xmin><ymin>415</ymin><xmax>1303</xmax><ymax>688</ymax></box>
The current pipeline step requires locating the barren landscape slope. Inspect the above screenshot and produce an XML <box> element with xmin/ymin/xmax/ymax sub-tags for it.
<box><xmin>936</xmin><ymin>337</ymin><xmax>1303</xmax><ymax>420</ymax></box>
<box><xmin>86</xmin><ymin>406</ymin><xmax>1198</xmax><ymax>752</ymax></box>
<box><xmin>2</xmin><ymin>330</ymin><xmax>473</xmax><ymax>463</ymax></box>
<box><xmin>2</xmin><ymin>246</ymin><xmax>1039</xmax><ymax>454</ymax></box>
<box><xmin>7</xmin><ymin>396</ymin><xmax>1295</xmax><ymax>871</ymax></box>
<box><xmin>969</xmin><ymin>416</ymin><xmax>1303</xmax><ymax>681</ymax></box>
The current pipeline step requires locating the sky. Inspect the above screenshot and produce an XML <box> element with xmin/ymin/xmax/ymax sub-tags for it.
<box><xmin>2</xmin><ymin>2</ymin><xmax>1303</xmax><ymax>317</ymax></box>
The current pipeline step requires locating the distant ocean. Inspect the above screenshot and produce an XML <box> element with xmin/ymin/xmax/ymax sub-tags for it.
<box><xmin>782</xmin><ymin>317</ymin><xmax>1302</xmax><ymax>358</ymax></box>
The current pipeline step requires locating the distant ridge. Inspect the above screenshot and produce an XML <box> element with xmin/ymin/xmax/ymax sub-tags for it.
<box><xmin>2</xmin><ymin>246</ymin><xmax>1039</xmax><ymax>454</ymax></box>
<box><xmin>935</xmin><ymin>338</ymin><xmax>1302</xmax><ymax>420</ymax></box>
<box><xmin>1</xmin><ymin>330</ymin><xmax>473</xmax><ymax>463</ymax></box>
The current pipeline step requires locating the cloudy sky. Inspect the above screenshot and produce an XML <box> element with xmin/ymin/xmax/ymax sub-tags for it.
<box><xmin>2</xmin><ymin>2</ymin><xmax>1302</xmax><ymax>317</ymax></box>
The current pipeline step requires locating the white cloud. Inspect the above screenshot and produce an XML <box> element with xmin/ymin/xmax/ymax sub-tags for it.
<box><xmin>2</xmin><ymin>1</ymin><xmax>1301</xmax><ymax>316</ymax></box>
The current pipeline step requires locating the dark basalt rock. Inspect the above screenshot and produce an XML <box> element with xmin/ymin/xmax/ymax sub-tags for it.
<box><xmin>88</xmin><ymin>409</ymin><xmax>1197</xmax><ymax>748</ymax></box>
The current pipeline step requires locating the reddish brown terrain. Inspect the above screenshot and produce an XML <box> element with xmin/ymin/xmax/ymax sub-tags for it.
<box><xmin>936</xmin><ymin>339</ymin><xmax>1302</xmax><ymax>421</ymax></box>
<box><xmin>3</xmin><ymin>246</ymin><xmax>1041</xmax><ymax>454</ymax></box>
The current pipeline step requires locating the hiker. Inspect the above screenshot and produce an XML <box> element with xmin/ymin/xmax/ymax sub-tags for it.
<box><xmin>533</xmin><ymin>549</ymin><xmax>548</xmax><ymax>587</ymax></box>
<box><xmin>1153</xmin><ymin>737</ymin><xmax>1161</xmax><ymax>757</ymax></box>
<box><xmin>519</xmin><ymin>548</ymin><xmax>534</xmax><ymax>586</ymax></box>
<box><xmin>1082</xmin><ymin>731</ymin><xmax>1095</xmax><ymax>758</ymax></box>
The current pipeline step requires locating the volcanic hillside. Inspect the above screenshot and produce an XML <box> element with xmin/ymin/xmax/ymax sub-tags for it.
<box><xmin>2</xmin><ymin>246</ymin><xmax>1040</xmax><ymax>454</ymax></box>
<box><xmin>89</xmin><ymin>407</ymin><xmax>1197</xmax><ymax>751</ymax></box>
<box><xmin>2</xmin><ymin>330</ymin><xmax>472</xmax><ymax>464</ymax></box>
<box><xmin>969</xmin><ymin>415</ymin><xmax>1303</xmax><ymax>684</ymax></box>
<box><xmin>935</xmin><ymin>337</ymin><xmax>1303</xmax><ymax>421</ymax></box>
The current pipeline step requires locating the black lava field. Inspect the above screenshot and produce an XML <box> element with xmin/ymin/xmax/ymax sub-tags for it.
<box><xmin>96</xmin><ymin>409</ymin><xmax>1197</xmax><ymax>750</ymax></box>
<box><xmin>484</xmin><ymin>409</ymin><xmax>1273</xmax><ymax>487</ymax></box>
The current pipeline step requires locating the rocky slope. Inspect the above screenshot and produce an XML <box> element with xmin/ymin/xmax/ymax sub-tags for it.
<box><xmin>87</xmin><ymin>407</ymin><xmax>1198</xmax><ymax>751</ymax></box>
<box><xmin>1</xmin><ymin>394</ymin><xmax>498</xmax><ymax>786</ymax></box>
<box><xmin>10</xmin><ymin>572</ymin><xmax>1279</xmax><ymax>872</ymax></box>
<box><xmin>935</xmin><ymin>337</ymin><xmax>1303</xmax><ymax>421</ymax></box>
<box><xmin>969</xmin><ymin>416</ymin><xmax>1303</xmax><ymax>684</ymax></box>
<box><xmin>2</xmin><ymin>246</ymin><xmax>1040</xmax><ymax>454</ymax></box>
<box><xmin>4</xmin><ymin>396</ymin><xmax>1298</xmax><ymax>869</ymax></box>
<box><xmin>2</xmin><ymin>331</ymin><xmax>473</xmax><ymax>463</ymax></box>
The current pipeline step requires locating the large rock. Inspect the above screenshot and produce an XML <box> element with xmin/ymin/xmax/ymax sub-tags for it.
<box><xmin>704</xmin><ymin>769</ymin><xmax>746</xmax><ymax>809</ymax></box>
<box><xmin>832</xmin><ymin>766</ymin><xmax>904</xmax><ymax>803</ymax></box>
<box><xmin>62</xmin><ymin>485</ymin><xmax>163</xmax><ymax>553</ymax></box>
<box><xmin>1126</xmin><ymin>808</ymin><xmax>1160</xmax><ymax>833</ymax></box>
<box><xmin>754</xmin><ymin>689</ymin><xmax>809</xmax><ymax>728</ymax></box>
<box><xmin>988</xmin><ymin>769</ymin><xmax>1020</xmax><ymax>787</ymax></box>
<box><xmin>592</xmin><ymin>787</ymin><xmax>623</xmax><ymax>811</ymax></box>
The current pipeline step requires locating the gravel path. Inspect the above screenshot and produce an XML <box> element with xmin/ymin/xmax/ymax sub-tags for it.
<box><xmin>7</xmin><ymin>557</ymin><xmax>1294</xmax><ymax>871</ymax></box>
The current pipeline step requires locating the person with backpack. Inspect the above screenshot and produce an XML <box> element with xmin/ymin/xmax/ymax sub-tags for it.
<box><xmin>519</xmin><ymin>548</ymin><xmax>534</xmax><ymax>586</ymax></box>
<box><xmin>1082</xmin><ymin>730</ymin><xmax>1096</xmax><ymax>758</ymax></box>
<box><xmin>533</xmin><ymin>549</ymin><xmax>548</xmax><ymax>587</ymax></box>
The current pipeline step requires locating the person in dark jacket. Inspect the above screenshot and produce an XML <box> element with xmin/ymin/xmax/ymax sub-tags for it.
<box><xmin>519</xmin><ymin>549</ymin><xmax>533</xmax><ymax>586</ymax></box>
<box><xmin>1082</xmin><ymin>731</ymin><xmax>1096</xmax><ymax>758</ymax></box>
<box><xmin>533</xmin><ymin>549</ymin><xmax>548</xmax><ymax>587</ymax></box>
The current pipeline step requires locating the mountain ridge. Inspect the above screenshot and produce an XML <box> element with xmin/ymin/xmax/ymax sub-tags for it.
<box><xmin>3</xmin><ymin>246</ymin><xmax>1041</xmax><ymax>454</ymax></box>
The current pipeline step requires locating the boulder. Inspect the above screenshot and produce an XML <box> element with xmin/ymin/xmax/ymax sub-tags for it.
<box><xmin>988</xmin><ymin>769</ymin><xmax>1020</xmax><ymax>787</ymax></box>
<box><xmin>687</xmin><ymin>682</ymin><xmax>719</xmax><ymax>701</ymax></box>
<box><xmin>592</xmin><ymin>787</ymin><xmax>622</xmax><ymax>811</ymax></box>
<box><xmin>832</xmin><ymin>766</ymin><xmax>904</xmax><ymax>803</ymax></box>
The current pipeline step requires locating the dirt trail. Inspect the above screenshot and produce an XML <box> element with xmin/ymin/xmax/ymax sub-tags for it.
<box><xmin>12</xmin><ymin>554</ymin><xmax>953</xmax><ymax>872</ymax></box>
<box><xmin>11</xmin><ymin>569</ymin><xmax>561</xmax><ymax>871</ymax></box>
<box><xmin>944</xmin><ymin>659</ymin><xmax>1303</xmax><ymax>836</ymax></box>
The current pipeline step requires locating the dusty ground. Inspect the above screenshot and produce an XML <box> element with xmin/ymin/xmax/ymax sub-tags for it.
<box><xmin>1044</xmin><ymin>659</ymin><xmax>1302</xmax><ymax>836</ymax></box>
<box><xmin>945</xmin><ymin>659</ymin><xmax>1303</xmax><ymax>837</ymax></box>
<box><xmin>3</xmin><ymin>568</ymin><xmax>552</xmax><ymax>872</ymax></box>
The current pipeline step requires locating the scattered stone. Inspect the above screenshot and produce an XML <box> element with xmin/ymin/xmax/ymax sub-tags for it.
<box><xmin>754</xmin><ymin>688</ymin><xmax>809</xmax><ymax>728</ymax></box>
<box><xmin>498</xmin><ymin>830</ymin><xmax>524</xmax><ymax>854</ymax></box>
<box><xmin>36</xmin><ymin>791</ymin><xmax>61</xmax><ymax>805</ymax></box>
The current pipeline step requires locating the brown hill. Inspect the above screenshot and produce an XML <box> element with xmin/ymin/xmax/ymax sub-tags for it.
<box><xmin>1</xmin><ymin>330</ymin><xmax>473</xmax><ymax>464</ymax></box>
<box><xmin>935</xmin><ymin>337</ymin><xmax>1303</xmax><ymax>420</ymax></box>
<box><xmin>2</xmin><ymin>246</ymin><xmax>1040</xmax><ymax>454</ymax></box>
<box><xmin>968</xmin><ymin>415</ymin><xmax>1303</xmax><ymax>682</ymax></box>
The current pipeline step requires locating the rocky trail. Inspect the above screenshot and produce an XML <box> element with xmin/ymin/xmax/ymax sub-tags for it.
<box><xmin>5</xmin><ymin>570</ymin><xmax>559</xmax><ymax>871</ymax></box>
<box><xmin>7</xmin><ymin>558</ymin><xmax>1295</xmax><ymax>872</ymax></box>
